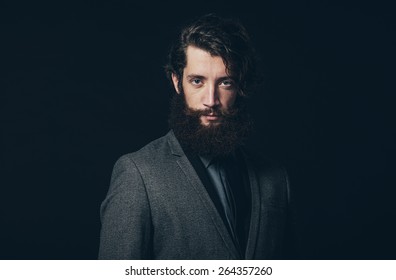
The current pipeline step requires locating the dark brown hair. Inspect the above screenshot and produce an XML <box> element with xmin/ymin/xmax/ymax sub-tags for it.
<box><xmin>165</xmin><ymin>14</ymin><xmax>258</xmax><ymax>97</ymax></box>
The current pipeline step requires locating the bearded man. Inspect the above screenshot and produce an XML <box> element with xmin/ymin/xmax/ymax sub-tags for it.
<box><xmin>98</xmin><ymin>14</ymin><xmax>293</xmax><ymax>260</ymax></box>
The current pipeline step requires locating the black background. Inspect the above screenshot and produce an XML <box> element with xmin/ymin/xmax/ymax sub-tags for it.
<box><xmin>1</xmin><ymin>0</ymin><xmax>395</xmax><ymax>259</ymax></box>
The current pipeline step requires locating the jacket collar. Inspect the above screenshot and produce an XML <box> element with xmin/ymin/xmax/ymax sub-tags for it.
<box><xmin>166</xmin><ymin>130</ymin><xmax>184</xmax><ymax>157</ymax></box>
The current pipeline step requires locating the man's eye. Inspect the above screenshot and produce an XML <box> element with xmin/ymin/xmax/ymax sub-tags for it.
<box><xmin>191</xmin><ymin>79</ymin><xmax>202</xmax><ymax>85</ymax></box>
<box><xmin>220</xmin><ymin>80</ymin><xmax>234</xmax><ymax>87</ymax></box>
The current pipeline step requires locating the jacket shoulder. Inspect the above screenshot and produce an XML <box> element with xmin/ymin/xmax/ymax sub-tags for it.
<box><xmin>243</xmin><ymin>149</ymin><xmax>286</xmax><ymax>174</ymax></box>
<box><xmin>119</xmin><ymin>133</ymin><xmax>172</xmax><ymax>163</ymax></box>
<box><xmin>243</xmin><ymin>149</ymin><xmax>290</xmax><ymax>207</ymax></box>
<box><xmin>114</xmin><ymin>132</ymin><xmax>180</xmax><ymax>180</ymax></box>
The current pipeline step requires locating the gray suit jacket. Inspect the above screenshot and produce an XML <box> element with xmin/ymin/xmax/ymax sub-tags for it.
<box><xmin>99</xmin><ymin>130</ymin><xmax>291</xmax><ymax>259</ymax></box>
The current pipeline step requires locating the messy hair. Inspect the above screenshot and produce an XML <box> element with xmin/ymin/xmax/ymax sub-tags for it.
<box><xmin>165</xmin><ymin>14</ymin><xmax>258</xmax><ymax>97</ymax></box>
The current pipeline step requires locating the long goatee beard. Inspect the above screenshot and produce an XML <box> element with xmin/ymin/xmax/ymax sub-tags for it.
<box><xmin>168</xmin><ymin>93</ymin><xmax>253</xmax><ymax>157</ymax></box>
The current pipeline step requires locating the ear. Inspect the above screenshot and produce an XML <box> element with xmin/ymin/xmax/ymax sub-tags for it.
<box><xmin>171</xmin><ymin>73</ymin><xmax>181</xmax><ymax>94</ymax></box>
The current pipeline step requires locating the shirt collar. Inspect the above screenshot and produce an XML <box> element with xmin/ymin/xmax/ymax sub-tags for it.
<box><xmin>199</xmin><ymin>155</ymin><xmax>214</xmax><ymax>168</ymax></box>
<box><xmin>199</xmin><ymin>152</ymin><xmax>237</xmax><ymax>169</ymax></box>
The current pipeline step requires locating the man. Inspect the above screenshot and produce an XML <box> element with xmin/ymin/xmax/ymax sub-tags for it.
<box><xmin>99</xmin><ymin>14</ymin><xmax>292</xmax><ymax>259</ymax></box>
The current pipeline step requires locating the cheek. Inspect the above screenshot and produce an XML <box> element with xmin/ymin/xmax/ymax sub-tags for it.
<box><xmin>183</xmin><ymin>90</ymin><xmax>201</xmax><ymax>109</ymax></box>
<box><xmin>221</xmin><ymin>91</ymin><xmax>237</xmax><ymax>107</ymax></box>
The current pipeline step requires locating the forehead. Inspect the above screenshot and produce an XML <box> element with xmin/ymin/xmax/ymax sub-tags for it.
<box><xmin>184</xmin><ymin>46</ymin><xmax>228</xmax><ymax>75</ymax></box>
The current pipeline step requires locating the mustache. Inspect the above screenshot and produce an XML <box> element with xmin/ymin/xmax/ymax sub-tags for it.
<box><xmin>183</xmin><ymin>105</ymin><xmax>238</xmax><ymax>118</ymax></box>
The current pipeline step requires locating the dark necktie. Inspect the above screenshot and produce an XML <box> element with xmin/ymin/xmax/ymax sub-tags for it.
<box><xmin>207</xmin><ymin>157</ymin><xmax>238</xmax><ymax>244</ymax></box>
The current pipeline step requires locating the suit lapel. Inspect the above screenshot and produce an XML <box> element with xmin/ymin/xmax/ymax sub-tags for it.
<box><xmin>183</xmin><ymin>151</ymin><xmax>231</xmax><ymax>233</ymax></box>
<box><xmin>166</xmin><ymin>131</ymin><xmax>240</xmax><ymax>259</ymax></box>
<box><xmin>242</xmin><ymin>152</ymin><xmax>261</xmax><ymax>259</ymax></box>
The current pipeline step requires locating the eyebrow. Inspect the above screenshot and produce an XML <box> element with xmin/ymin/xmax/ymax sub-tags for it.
<box><xmin>186</xmin><ymin>74</ymin><xmax>233</xmax><ymax>81</ymax></box>
<box><xmin>186</xmin><ymin>74</ymin><xmax>206</xmax><ymax>80</ymax></box>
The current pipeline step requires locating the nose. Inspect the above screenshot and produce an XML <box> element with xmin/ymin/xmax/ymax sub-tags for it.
<box><xmin>203</xmin><ymin>84</ymin><xmax>219</xmax><ymax>108</ymax></box>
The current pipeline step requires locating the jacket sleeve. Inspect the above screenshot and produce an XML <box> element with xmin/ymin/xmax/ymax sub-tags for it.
<box><xmin>98</xmin><ymin>155</ymin><xmax>152</xmax><ymax>259</ymax></box>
